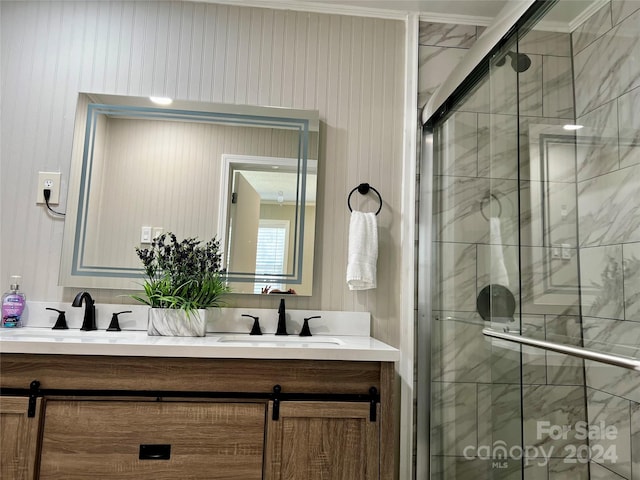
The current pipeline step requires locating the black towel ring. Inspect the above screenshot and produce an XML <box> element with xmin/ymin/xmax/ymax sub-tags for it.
<box><xmin>480</xmin><ymin>192</ymin><xmax>502</xmax><ymax>221</ymax></box>
<box><xmin>347</xmin><ymin>183</ymin><xmax>383</xmax><ymax>215</ymax></box>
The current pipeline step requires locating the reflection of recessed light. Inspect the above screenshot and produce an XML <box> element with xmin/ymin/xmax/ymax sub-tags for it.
<box><xmin>563</xmin><ymin>124</ymin><xmax>583</xmax><ymax>131</ymax></box>
<box><xmin>149</xmin><ymin>96</ymin><xmax>173</xmax><ymax>105</ymax></box>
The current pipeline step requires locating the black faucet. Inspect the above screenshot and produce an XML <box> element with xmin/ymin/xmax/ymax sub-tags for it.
<box><xmin>275</xmin><ymin>298</ymin><xmax>288</xmax><ymax>335</ymax></box>
<box><xmin>242</xmin><ymin>314</ymin><xmax>262</xmax><ymax>335</ymax></box>
<box><xmin>72</xmin><ymin>291</ymin><xmax>96</xmax><ymax>331</ymax></box>
<box><xmin>299</xmin><ymin>316</ymin><xmax>321</xmax><ymax>337</ymax></box>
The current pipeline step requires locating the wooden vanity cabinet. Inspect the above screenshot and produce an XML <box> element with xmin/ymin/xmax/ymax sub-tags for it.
<box><xmin>38</xmin><ymin>399</ymin><xmax>265</xmax><ymax>480</ymax></box>
<box><xmin>0</xmin><ymin>354</ymin><xmax>396</xmax><ymax>480</ymax></box>
<box><xmin>0</xmin><ymin>396</ymin><xmax>43</xmax><ymax>480</ymax></box>
<box><xmin>266</xmin><ymin>401</ymin><xmax>380</xmax><ymax>480</ymax></box>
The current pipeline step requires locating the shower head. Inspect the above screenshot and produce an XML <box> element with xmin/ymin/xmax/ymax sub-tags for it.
<box><xmin>496</xmin><ymin>51</ymin><xmax>531</xmax><ymax>73</ymax></box>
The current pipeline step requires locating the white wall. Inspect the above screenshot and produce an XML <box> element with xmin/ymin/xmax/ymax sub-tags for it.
<box><xmin>0</xmin><ymin>1</ymin><xmax>405</xmax><ymax>346</ymax></box>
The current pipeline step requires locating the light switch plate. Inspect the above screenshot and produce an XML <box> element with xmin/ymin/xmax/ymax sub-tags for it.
<box><xmin>140</xmin><ymin>226</ymin><xmax>152</xmax><ymax>244</ymax></box>
<box><xmin>36</xmin><ymin>171</ymin><xmax>61</xmax><ymax>205</ymax></box>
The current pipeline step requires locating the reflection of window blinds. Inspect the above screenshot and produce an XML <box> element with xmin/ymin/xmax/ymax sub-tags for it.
<box><xmin>254</xmin><ymin>225</ymin><xmax>287</xmax><ymax>294</ymax></box>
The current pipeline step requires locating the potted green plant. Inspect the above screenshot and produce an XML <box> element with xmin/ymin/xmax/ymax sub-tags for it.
<box><xmin>133</xmin><ymin>232</ymin><xmax>230</xmax><ymax>336</ymax></box>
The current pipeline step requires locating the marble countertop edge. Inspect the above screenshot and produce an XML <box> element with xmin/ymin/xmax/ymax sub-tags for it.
<box><xmin>0</xmin><ymin>329</ymin><xmax>399</xmax><ymax>362</ymax></box>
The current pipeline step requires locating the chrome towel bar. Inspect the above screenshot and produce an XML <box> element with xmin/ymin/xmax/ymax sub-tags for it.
<box><xmin>482</xmin><ymin>328</ymin><xmax>640</xmax><ymax>372</ymax></box>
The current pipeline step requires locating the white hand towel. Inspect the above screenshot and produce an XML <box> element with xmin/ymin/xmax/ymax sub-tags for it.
<box><xmin>346</xmin><ymin>211</ymin><xmax>378</xmax><ymax>290</ymax></box>
<box><xmin>489</xmin><ymin>216</ymin><xmax>509</xmax><ymax>286</ymax></box>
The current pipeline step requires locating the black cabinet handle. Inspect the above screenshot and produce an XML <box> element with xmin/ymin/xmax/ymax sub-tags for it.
<box><xmin>139</xmin><ymin>444</ymin><xmax>171</xmax><ymax>460</ymax></box>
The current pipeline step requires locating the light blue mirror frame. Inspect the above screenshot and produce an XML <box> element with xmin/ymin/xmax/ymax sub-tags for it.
<box><xmin>59</xmin><ymin>93</ymin><xmax>319</xmax><ymax>293</ymax></box>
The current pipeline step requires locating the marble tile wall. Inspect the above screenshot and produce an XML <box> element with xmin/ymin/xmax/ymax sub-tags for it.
<box><xmin>631</xmin><ymin>403</ymin><xmax>640</xmax><ymax>479</ymax></box>
<box><xmin>612</xmin><ymin>0</ymin><xmax>640</xmax><ymax>26</ymax></box>
<box><xmin>571</xmin><ymin>3</ymin><xmax>640</xmax><ymax>479</ymax></box>
<box><xmin>573</xmin><ymin>5</ymin><xmax>640</xmax><ymax>117</ymax></box>
<box><xmin>572</xmin><ymin>6</ymin><xmax>640</xmax><ymax>322</ymax></box>
<box><xmin>578</xmin><ymin>164</ymin><xmax>640</xmax><ymax>248</ymax></box>
<box><xmin>418</xmin><ymin>22</ymin><xmax>483</xmax><ymax>110</ymax></box>
<box><xmin>572</xmin><ymin>2</ymin><xmax>613</xmax><ymax>55</ymax></box>
<box><xmin>429</xmin><ymin>312</ymin><xmax>592</xmax><ymax>477</ymax></box>
<box><xmin>618</xmin><ymin>87</ymin><xmax>640</xmax><ymax>169</ymax></box>
<box><xmin>582</xmin><ymin>359</ymin><xmax>640</xmax><ymax>480</ymax></box>
<box><xmin>586</xmin><ymin>388</ymin><xmax>634</xmax><ymax>479</ymax></box>
<box><xmin>430</xmin><ymin>5</ymin><xmax>640</xmax><ymax>476</ymax></box>
<box><xmin>589</xmin><ymin>461</ymin><xmax>628</xmax><ymax>479</ymax></box>
<box><xmin>430</xmin><ymin>15</ymin><xmax>584</xmax><ymax>479</ymax></box>
<box><xmin>428</xmin><ymin>5</ymin><xmax>640</xmax><ymax>476</ymax></box>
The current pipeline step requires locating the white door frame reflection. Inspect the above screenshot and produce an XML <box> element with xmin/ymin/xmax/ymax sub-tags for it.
<box><xmin>218</xmin><ymin>154</ymin><xmax>317</xmax><ymax>295</ymax></box>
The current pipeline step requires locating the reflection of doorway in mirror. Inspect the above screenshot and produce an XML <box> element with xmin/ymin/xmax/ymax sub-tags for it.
<box><xmin>254</xmin><ymin>220</ymin><xmax>290</xmax><ymax>294</ymax></box>
<box><xmin>218</xmin><ymin>153</ymin><xmax>317</xmax><ymax>295</ymax></box>
<box><xmin>228</xmin><ymin>172</ymin><xmax>260</xmax><ymax>274</ymax></box>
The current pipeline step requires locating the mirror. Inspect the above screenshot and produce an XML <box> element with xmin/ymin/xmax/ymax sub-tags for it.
<box><xmin>59</xmin><ymin>93</ymin><xmax>319</xmax><ymax>295</ymax></box>
<box><xmin>219</xmin><ymin>155</ymin><xmax>317</xmax><ymax>295</ymax></box>
<box><xmin>524</xmin><ymin>123</ymin><xmax>581</xmax><ymax>311</ymax></box>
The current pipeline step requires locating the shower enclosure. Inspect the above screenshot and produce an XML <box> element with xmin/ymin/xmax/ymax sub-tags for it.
<box><xmin>419</xmin><ymin>1</ymin><xmax>640</xmax><ymax>478</ymax></box>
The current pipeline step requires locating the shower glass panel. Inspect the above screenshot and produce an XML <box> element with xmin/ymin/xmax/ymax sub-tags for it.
<box><xmin>430</xmin><ymin>38</ymin><xmax>526</xmax><ymax>479</ymax></box>
<box><xmin>427</xmin><ymin>1</ymin><xmax>640</xmax><ymax>478</ymax></box>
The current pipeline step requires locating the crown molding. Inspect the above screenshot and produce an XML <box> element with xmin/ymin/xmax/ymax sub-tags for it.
<box><xmin>514</xmin><ymin>0</ymin><xmax>610</xmax><ymax>33</ymax></box>
<box><xmin>519</xmin><ymin>0</ymin><xmax>609</xmax><ymax>33</ymax></box>
<box><xmin>189</xmin><ymin>0</ymin><xmax>505</xmax><ymax>25</ymax></box>
<box><xmin>418</xmin><ymin>12</ymin><xmax>494</xmax><ymax>27</ymax></box>
<box><xmin>532</xmin><ymin>19</ymin><xmax>571</xmax><ymax>32</ymax></box>
<box><xmin>568</xmin><ymin>0</ymin><xmax>608</xmax><ymax>32</ymax></box>
<box><xmin>189</xmin><ymin>0</ymin><xmax>410</xmax><ymax>20</ymax></box>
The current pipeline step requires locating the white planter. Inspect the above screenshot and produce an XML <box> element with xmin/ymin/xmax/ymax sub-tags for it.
<box><xmin>147</xmin><ymin>308</ymin><xmax>207</xmax><ymax>337</ymax></box>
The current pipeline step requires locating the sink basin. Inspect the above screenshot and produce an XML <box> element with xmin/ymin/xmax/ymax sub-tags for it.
<box><xmin>216</xmin><ymin>335</ymin><xmax>344</xmax><ymax>346</ymax></box>
<box><xmin>0</xmin><ymin>328</ymin><xmax>147</xmax><ymax>345</ymax></box>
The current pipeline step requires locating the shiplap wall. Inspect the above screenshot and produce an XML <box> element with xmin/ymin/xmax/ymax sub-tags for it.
<box><xmin>0</xmin><ymin>1</ymin><xmax>405</xmax><ymax>345</ymax></box>
<box><xmin>84</xmin><ymin>118</ymin><xmax>302</xmax><ymax>268</ymax></box>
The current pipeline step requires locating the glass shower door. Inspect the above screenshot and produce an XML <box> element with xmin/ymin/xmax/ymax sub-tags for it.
<box><xmin>428</xmin><ymin>32</ymin><xmax>527</xmax><ymax>477</ymax></box>
<box><xmin>426</xmin><ymin>1</ymin><xmax>640</xmax><ymax>478</ymax></box>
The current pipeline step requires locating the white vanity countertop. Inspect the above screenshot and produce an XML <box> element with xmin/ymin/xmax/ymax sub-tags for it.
<box><xmin>0</xmin><ymin>328</ymin><xmax>399</xmax><ymax>362</ymax></box>
<box><xmin>1</xmin><ymin>304</ymin><xmax>399</xmax><ymax>361</ymax></box>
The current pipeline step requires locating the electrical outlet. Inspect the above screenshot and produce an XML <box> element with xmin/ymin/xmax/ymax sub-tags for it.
<box><xmin>36</xmin><ymin>171</ymin><xmax>61</xmax><ymax>205</ymax></box>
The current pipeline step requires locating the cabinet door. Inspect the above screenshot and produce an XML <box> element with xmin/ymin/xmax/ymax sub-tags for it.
<box><xmin>0</xmin><ymin>396</ymin><xmax>43</xmax><ymax>480</ymax></box>
<box><xmin>265</xmin><ymin>401</ymin><xmax>380</xmax><ymax>480</ymax></box>
<box><xmin>39</xmin><ymin>400</ymin><xmax>265</xmax><ymax>480</ymax></box>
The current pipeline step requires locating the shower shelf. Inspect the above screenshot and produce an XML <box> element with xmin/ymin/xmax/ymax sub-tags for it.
<box><xmin>482</xmin><ymin>328</ymin><xmax>640</xmax><ymax>372</ymax></box>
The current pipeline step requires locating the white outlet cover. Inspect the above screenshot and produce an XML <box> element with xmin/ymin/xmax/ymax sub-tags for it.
<box><xmin>36</xmin><ymin>171</ymin><xmax>61</xmax><ymax>205</ymax></box>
